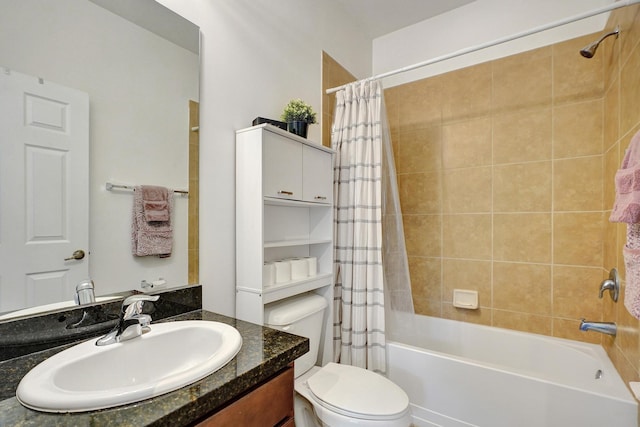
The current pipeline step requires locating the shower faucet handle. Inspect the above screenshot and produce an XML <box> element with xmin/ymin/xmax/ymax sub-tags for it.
<box><xmin>598</xmin><ymin>268</ymin><xmax>619</xmax><ymax>302</ymax></box>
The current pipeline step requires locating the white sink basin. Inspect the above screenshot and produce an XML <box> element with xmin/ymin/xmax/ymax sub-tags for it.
<box><xmin>16</xmin><ymin>320</ymin><xmax>242</xmax><ymax>412</ymax></box>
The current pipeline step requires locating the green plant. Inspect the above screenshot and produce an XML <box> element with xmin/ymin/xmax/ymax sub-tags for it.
<box><xmin>281</xmin><ymin>99</ymin><xmax>317</xmax><ymax>124</ymax></box>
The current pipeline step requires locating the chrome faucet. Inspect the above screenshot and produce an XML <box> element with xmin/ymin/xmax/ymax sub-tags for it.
<box><xmin>95</xmin><ymin>294</ymin><xmax>159</xmax><ymax>346</ymax></box>
<box><xmin>74</xmin><ymin>279</ymin><xmax>95</xmax><ymax>305</ymax></box>
<box><xmin>579</xmin><ymin>319</ymin><xmax>617</xmax><ymax>336</ymax></box>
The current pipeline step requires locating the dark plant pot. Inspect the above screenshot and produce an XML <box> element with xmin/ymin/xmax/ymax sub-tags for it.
<box><xmin>287</xmin><ymin>121</ymin><xmax>308</xmax><ymax>138</ymax></box>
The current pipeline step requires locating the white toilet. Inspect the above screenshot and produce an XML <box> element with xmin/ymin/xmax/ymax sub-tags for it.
<box><xmin>264</xmin><ymin>293</ymin><xmax>412</xmax><ymax>427</ymax></box>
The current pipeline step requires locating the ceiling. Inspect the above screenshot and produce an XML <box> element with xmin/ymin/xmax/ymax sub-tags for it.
<box><xmin>89</xmin><ymin>0</ymin><xmax>199</xmax><ymax>53</ymax></box>
<box><xmin>333</xmin><ymin>0</ymin><xmax>476</xmax><ymax>38</ymax></box>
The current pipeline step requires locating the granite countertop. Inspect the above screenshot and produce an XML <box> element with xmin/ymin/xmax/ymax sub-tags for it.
<box><xmin>0</xmin><ymin>310</ymin><xmax>309</xmax><ymax>426</ymax></box>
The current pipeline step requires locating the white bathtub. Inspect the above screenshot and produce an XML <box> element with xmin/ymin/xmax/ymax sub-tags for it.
<box><xmin>386</xmin><ymin>313</ymin><xmax>638</xmax><ymax>427</ymax></box>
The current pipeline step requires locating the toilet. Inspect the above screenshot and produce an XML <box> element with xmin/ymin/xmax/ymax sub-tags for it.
<box><xmin>264</xmin><ymin>293</ymin><xmax>412</xmax><ymax>427</ymax></box>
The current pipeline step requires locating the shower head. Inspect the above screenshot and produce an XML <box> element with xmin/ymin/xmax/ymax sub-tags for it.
<box><xmin>580</xmin><ymin>26</ymin><xmax>620</xmax><ymax>58</ymax></box>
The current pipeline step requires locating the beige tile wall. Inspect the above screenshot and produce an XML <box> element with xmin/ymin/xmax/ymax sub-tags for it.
<box><xmin>386</xmin><ymin>32</ymin><xmax>608</xmax><ymax>341</ymax></box>
<box><xmin>322</xmin><ymin>52</ymin><xmax>356</xmax><ymax>148</ymax></box>
<box><xmin>384</xmin><ymin>4</ymin><xmax>640</xmax><ymax>387</ymax></box>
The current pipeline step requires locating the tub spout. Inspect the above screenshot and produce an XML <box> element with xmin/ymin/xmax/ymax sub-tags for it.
<box><xmin>579</xmin><ymin>319</ymin><xmax>616</xmax><ymax>336</ymax></box>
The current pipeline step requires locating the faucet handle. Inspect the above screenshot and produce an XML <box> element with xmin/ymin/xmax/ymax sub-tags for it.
<box><xmin>598</xmin><ymin>279</ymin><xmax>615</xmax><ymax>298</ymax></box>
<box><xmin>598</xmin><ymin>268</ymin><xmax>620</xmax><ymax>302</ymax></box>
<box><xmin>123</xmin><ymin>294</ymin><xmax>159</xmax><ymax>306</ymax></box>
<box><xmin>121</xmin><ymin>294</ymin><xmax>159</xmax><ymax>319</ymax></box>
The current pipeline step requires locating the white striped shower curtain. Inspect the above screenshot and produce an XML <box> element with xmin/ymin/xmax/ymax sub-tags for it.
<box><xmin>332</xmin><ymin>80</ymin><xmax>386</xmax><ymax>373</ymax></box>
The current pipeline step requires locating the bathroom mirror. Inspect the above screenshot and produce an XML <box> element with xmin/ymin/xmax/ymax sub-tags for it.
<box><xmin>0</xmin><ymin>0</ymin><xmax>199</xmax><ymax>318</ymax></box>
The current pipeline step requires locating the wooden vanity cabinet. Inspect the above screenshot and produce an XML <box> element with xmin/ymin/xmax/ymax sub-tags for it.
<box><xmin>195</xmin><ymin>365</ymin><xmax>294</xmax><ymax>427</ymax></box>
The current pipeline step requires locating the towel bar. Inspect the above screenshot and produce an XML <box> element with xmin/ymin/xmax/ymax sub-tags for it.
<box><xmin>106</xmin><ymin>182</ymin><xmax>188</xmax><ymax>195</ymax></box>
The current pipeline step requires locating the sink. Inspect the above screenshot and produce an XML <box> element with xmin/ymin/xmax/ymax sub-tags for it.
<box><xmin>16</xmin><ymin>320</ymin><xmax>242</xmax><ymax>412</ymax></box>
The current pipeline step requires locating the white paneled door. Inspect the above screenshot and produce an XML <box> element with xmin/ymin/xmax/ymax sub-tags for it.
<box><xmin>0</xmin><ymin>68</ymin><xmax>89</xmax><ymax>312</ymax></box>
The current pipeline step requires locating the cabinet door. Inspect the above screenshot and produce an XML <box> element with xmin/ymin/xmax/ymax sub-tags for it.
<box><xmin>196</xmin><ymin>366</ymin><xmax>294</xmax><ymax>427</ymax></box>
<box><xmin>303</xmin><ymin>145</ymin><xmax>332</xmax><ymax>203</ymax></box>
<box><xmin>263</xmin><ymin>132</ymin><xmax>302</xmax><ymax>200</ymax></box>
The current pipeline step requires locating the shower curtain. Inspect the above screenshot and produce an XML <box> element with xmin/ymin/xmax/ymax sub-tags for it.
<box><xmin>332</xmin><ymin>80</ymin><xmax>413</xmax><ymax>374</ymax></box>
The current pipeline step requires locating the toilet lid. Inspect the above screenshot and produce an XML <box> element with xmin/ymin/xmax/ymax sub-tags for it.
<box><xmin>306</xmin><ymin>363</ymin><xmax>409</xmax><ymax>420</ymax></box>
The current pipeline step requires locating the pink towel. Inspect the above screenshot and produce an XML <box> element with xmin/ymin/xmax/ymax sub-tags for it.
<box><xmin>131</xmin><ymin>185</ymin><xmax>173</xmax><ymax>257</ymax></box>
<box><xmin>141</xmin><ymin>185</ymin><xmax>170</xmax><ymax>222</ymax></box>
<box><xmin>611</xmin><ymin>130</ymin><xmax>640</xmax><ymax>320</ymax></box>
<box><xmin>143</xmin><ymin>201</ymin><xmax>169</xmax><ymax>222</ymax></box>
<box><xmin>610</xmin><ymin>130</ymin><xmax>640</xmax><ymax>223</ymax></box>
<box><xmin>624</xmin><ymin>225</ymin><xmax>640</xmax><ymax>319</ymax></box>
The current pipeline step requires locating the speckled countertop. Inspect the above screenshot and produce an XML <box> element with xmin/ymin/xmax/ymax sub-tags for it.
<box><xmin>0</xmin><ymin>310</ymin><xmax>309</xmax><ymax>426</ymax></box>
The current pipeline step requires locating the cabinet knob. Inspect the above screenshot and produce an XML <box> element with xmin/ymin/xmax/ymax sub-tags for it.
<box><xmin>278</xmin><ymin>190</ymin><xmax>294</xmax><ymax>196</ymax></box>
<box><xmin>314</xmin><ymin>196</ymin><xmax>327</xmax><ymax>200</ymax></box>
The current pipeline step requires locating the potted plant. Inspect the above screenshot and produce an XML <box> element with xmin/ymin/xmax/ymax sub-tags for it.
<box><xmin>281</xmin><ymin>99</ymin><xmax>317</xmax><ymax>138</ymax></box>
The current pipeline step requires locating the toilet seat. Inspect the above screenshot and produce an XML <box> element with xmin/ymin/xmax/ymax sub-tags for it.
<box><xmin>305</xmin><ymin>363</ymin><xmax>410</xmax><ymax>421</ymax></box>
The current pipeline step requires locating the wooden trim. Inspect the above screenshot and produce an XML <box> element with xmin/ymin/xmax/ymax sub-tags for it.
<box><xmin>188</xmin><ymin>100</ymin><xmax>199</xmax><ymax>284</ymax></box>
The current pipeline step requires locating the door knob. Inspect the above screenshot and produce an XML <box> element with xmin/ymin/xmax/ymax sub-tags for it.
<box><xmin>65</xmin><ymin>249</ymin><xmax>86</xmax><ymax>261</ymax></box>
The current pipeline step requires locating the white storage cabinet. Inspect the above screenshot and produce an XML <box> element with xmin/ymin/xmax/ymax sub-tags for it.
<box><xmin>235</xmin><ymin>124</ymin><xmax>334</xmax><ymax>366</ymax></box>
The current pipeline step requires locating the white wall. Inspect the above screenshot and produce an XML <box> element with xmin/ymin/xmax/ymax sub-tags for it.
<box><xmin>0</xmin><ymin>0</ymin><xmax>198</xmax><ymax>297</ymax></box>
<box><xmin>373</xmin><ymin>0</ymin><xmax>612</xmax><ymax>87</ymax></box>
<box><xmin>156</xmin><ymin>0</ymin><xmax>372</xmax><ymax>316</ymax></box>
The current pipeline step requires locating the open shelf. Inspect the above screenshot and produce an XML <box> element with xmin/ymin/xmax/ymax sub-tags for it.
<box><xmin>264</xmin><ymin>239</ymin><xmax>332</xmax><ymax>248</ymax></box>
<box><xmin>264</xmin><ymin>196</ymin><xmax>330</xmax><ymax>208</ymax></box>
<box><xmin>236</xmin><ymin>273</ymin><xmax>332</xmax><ymax>305</ymax></box>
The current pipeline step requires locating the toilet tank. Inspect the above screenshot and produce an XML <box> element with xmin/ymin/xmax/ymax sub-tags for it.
<box><xmin>264</xmin><ymin>293</ymin><xmax>327</xmax><ymax>378</ymax></box>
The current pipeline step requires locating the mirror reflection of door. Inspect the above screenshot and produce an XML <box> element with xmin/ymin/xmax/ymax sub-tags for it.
<box><xmin>0</xmin><ymin>68</ymin><xmax>89</xmax><ymax>312</ymax></box>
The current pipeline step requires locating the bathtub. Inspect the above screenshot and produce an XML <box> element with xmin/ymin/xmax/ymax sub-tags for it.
<box><xmin>386</xmin><ymin>313</ymin><xmax>637</xmax><ymax>427</ymax></box>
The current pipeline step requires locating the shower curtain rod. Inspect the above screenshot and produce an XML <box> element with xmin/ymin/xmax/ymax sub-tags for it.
<box><xmin>326</xmin><ymin>0</ymin><xmax>640</xmax><ymax>94</ymax></box>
